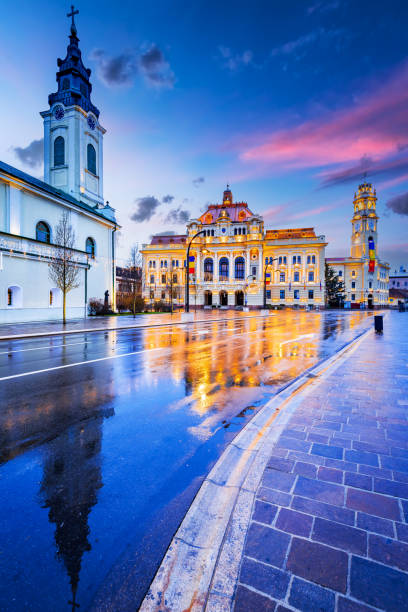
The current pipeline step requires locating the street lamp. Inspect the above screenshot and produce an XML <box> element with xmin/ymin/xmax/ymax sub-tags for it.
<box><xmin>185</xmin><ymin>230</ymin><xmax>205</xmax><ymax>313</ymax></box>
<box><xmin>263</xmin><ymin>257</ymin><xmax>279</xmax><ymax>309</ymax></box>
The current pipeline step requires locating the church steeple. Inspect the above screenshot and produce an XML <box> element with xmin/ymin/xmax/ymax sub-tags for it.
<box><xmin>41</xmin><ymin>6</ymin><xmax>105</xmax><ymax>207</ymax></box>
<box><xmin>48</xmin><ymin>5</ymin><xmax>99</xmax><ymax>118</ymax></box>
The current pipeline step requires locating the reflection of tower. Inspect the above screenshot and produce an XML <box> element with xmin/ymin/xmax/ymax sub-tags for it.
<box><xmin>350</xmin><ymin>182</ymin><xmax>379</xmax><ymax>259</ymax></box>
<box><xmin>40</xmin><ymin>416</ymin><xmax>104</xmax><ymax>610</ymax></box>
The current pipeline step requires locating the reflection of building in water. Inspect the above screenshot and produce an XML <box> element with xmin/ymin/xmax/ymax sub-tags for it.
<box><xmin>142</xmin><ymin>313</ymin><xmax>330</xmax><ymax>418</ymax></box>
<box><xmin>40</xmin><ymin>414</ymin><xmax>107</xmax><ymax>610</ymax></box>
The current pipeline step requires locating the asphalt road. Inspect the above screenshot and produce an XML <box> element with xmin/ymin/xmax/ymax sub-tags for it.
<box><xmin>0</xmin><ymin>310</ymin><xmax>375</xmax><ymax>611</ymax></box>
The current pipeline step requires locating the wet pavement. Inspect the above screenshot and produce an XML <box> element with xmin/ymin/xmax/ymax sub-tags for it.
<box><xmin>231</xmin><ymin>311</ymin><xmax>408</xmax><ymax>612</ymax></box>
<box><xmin>0</xmin><ymin>311</ymin><xmax>376</xmax><ymax>611</ymax></box>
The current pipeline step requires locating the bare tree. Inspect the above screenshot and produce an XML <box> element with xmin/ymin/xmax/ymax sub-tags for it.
<box><xmin>129</xmin><ymin>244</ymin><xmax>142</xmax><ymax>318</ymax></box>
<box><xmin>48</xmin><ymin>211</ymin><xmax>80</xmax><ymax>323</ymax></box>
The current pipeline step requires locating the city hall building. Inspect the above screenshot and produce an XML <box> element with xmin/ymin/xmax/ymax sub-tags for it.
<box><xmin>326</xmin><ymin>182</ymin><xmax>389</xmax><ymax>308</ymax></box>
<box><xmin>0</xmin><ymin>10</ymin><xmax>117</xmax><ymax>323</ymax></box>
<box><xmin>141</xmin><ymin>186</ymin><xmax>327</xmax><ymax>309</ymax></box>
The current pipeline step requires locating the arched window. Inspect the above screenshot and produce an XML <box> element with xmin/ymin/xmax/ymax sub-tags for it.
<box><xmin>87</xmin><ymin>143</ymin><xmax>96</xmax><ymax>175</ymax></box>
<box><xmin>36</xmin><ymin>221</ymin><xmax>51</xmax><ymax>243</ymax></box>
<box><xmin>54</xmin><ymin>136</ymin><xmax>65</xmax><ymax>167</ymax></box>
<box><xmin>219</xmin><ymin>257</ymin><xmax>229</xmax><ymax>280</ymax></box>
<box><xmin>235</xmin><ymin>257</ymin><xmax>245</xmax><ymax>279</ymax></box>
<box><xmin>85</xmin><ymin>237</ymin><xmax>96</xmax><ymax>258</ymax></box>
<box><xmin>204</xmin><ymin>258</ymin><xmax>213</xmax><ymax>281</ymax></box>
<box><xmin>7</xmin><ymin>285</ymin><xmax>22</xmax><ymax>308</ymax></box>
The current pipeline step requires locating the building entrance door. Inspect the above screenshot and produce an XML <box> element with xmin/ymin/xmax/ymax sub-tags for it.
<box><xmin>219</xmin><ymin>290</ymin><xmax>228</xmax><ymax>306</ymax></box>
<box><xmin>235</xmin><ymin>290</ymin><xmax>244</xmax><ymax>306</ymax></box>
<box><xmin>204</xmin><ymin>290</ymin><xmax>212</xmax><ymax>306</ymax></box>
<box><xmin>368</xmin><ymin>293</ymin><xmax>373</xmax><ymax>308</ymax></box>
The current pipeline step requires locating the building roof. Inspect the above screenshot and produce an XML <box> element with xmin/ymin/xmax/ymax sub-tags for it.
<box><xmin>197</xmin><ymin>186</ymin><xmax>257</xmax><ymax>223</ymax></box>
<box><xmin>0</xmin><ymin>160</ymin><xmax>117</xmax><ymax>224</ymax></box>
<box><xmin>265</xmin><ymin>228</ymin><xmax>317</xmax><ymax>240</ymax></box>
<box><xmin>150</xmin><ymin>234</ymin><xmax>187</xmax><ymax>245</ymax></box>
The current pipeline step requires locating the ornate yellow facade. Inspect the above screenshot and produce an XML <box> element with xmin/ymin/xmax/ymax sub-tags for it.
<box><xmin>141</xmin><ymin>187</ymin><xmax>327</xmax><ymax>309</ymax></box>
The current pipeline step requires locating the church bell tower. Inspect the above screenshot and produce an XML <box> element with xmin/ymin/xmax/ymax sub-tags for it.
<box><xmin>41</xmin><ymin>6</ymin><xmax>105</xmax><ymax>208</ymax></box>
<box><xmin>350</xmin><ymin>181</ymin><xmax>379</xmax><ymax>261</ymax></box>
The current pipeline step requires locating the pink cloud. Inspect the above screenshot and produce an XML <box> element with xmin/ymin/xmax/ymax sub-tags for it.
<box><xmin>240</xmin><ymin>62</ymin><xmax>408</xmax><ymax>171</ymax></box>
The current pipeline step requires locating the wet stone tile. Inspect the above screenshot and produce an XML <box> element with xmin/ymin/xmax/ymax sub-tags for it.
<box><xmin>245</xmin><ymin>523</ymin><xmax>290</xmax><ymax>568</ymax></box>
<box><xmin>262</xmin><ymin>470</ymin><xmax>296</xmax><ymax>493</ymax></box>
<box><xmin>294</xmin><ymin>476</ymin><xmax>345</xmax><ymax>506</ymax></box>
<box><xmin>318</xmin><ymin>467</ymin><xmax>343</xmax><ymax>483</ymax></box>
<box><xmin>373</xmin><ymin>477</ymin><xmax>408</xmax><ymax>499</ymax></box>
<box><xmin>277</xmin><ymin>437</ymin><xmax>311</xmax><ymax>453</ymax></box>
<box><xmin>266</xmin><ymin>456</ymin><xmax>295</xmax><ymax>473</ymax></box>
<box><xmin>293</xmin><ymin>461</ymin><xmax>317</xmax><ymax>478</ymax></box>
<box><xmin>359</xmin><ymin>464</ymin><xmax>392</xmax><ymax>479</ymax></box>
<box><xmin>345</xmin><ymin>450</ymin><xmax>379</xmax><ymax>467</ymax></box>
<box><xmin>344</xmin><ymin>471</ymin><xmax>372</xmax><ymax>491</ymax></box>
<box><xmin>240</xmin><ymin>557</ymin><xmax>290</xmax><ymax>600</ymax></box>
<box><xmin>350</xmin><ymin>556</ymin><xmax>408</xmax><ymax>611</ymax></box>
<box><xmin>234</xmin><ymin>585</ymin><xmax>276</xmax><ymax>612</ymax></box>
<box><xmin>312</xmin><ymin>443</ymin><xmax>343</xmax><ymax>460</ymax></box>
<box><xmin>337</xmin><ymin>597</ymin><xmax>378</xmax><ymax>612</ymax></box>
<box><xmin>257</xmin><ymin>487</ymin><xmax>292</xmax><ymax>507</ymax></box>
<box><xmin>312</xmin><ymin>517</ymin><xmax>367</xmax><ymax>555</ymax></box>
<box><xmin>307</xmin><ymin>432</ymin><xmax>330</xmax><ymax>444</ymax></box>
<box><xmin>368</xmin><ymin>533</ymin><xmax>408</xmax><ymax>571</ymax></box>
<box><xmin>286</xmin><ymin>537</ymin><xmax>348</xmax><ymax>592</ymax></box>
<box><xmin>275</xmin><ymin>508</ymin><xmax>313</xmax><ymax>537</ymax></box>
<box><xmin>396</xmin><ymin>522</ymin><xmax>408</xmax><ymax>542</ymax></box>
<box><xmin>356</xmin><ymin>512</ymin><xmax>395</xmax><ymax>537</ymax></box>
<box><xmin>253</xmin><ymin>500</ymin><xmax>278</xmax><ymax>525</ymax></box>
<box><xmin>347</xmin><ymin>488</ymin><xmax>401</xmax><ymax>520</ymax></box>
<box><xmin>289</xmin><ymin>577</ymin><xmax>335</xmax><ymax>612</ymax></box>
<box><xmin>292</xmin><ymin>496</ymin><xmax>355</xmax><ymax>526</ymax></box>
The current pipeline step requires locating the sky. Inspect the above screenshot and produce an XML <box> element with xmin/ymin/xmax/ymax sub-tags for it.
<box><xmin>0</xmin><ymin>0</ymin><xmax>407</xmax><ymax>269</ymax></box>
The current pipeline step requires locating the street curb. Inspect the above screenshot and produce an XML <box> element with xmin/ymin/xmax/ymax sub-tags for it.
<box><xmin>0</xmin><ymin>313</ymin><xmax>275</xmax><ymax>342</ymax></box>
<box><xmin>140</xmin><ymin>323</ymin><xmax>374</xmax><ymax>612</ymax></box>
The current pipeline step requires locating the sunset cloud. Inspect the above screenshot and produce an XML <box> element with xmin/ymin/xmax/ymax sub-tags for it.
<box><xmin>240</xmin><ymin>62</ymin><xmax>408</xmax><ymax>179</ymax></box>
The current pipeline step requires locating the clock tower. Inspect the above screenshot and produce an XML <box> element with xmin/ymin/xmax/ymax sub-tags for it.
<box><xmin>350</xmin><ymin>181</ymin><xmax>379</xmax><ymax>260</ymax></box>
<box><xmin>41</xmin><ymin>7</ymin><xmax>105</xmax><ymax>208</ymax></box>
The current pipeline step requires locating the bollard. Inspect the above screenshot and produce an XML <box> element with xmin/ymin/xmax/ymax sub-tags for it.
<box><xmin>374</xmin><ymin>315</ymin><xmax>383</xmax><ymax>334</ymax></box>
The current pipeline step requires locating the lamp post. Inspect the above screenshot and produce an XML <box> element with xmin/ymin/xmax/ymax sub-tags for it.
<box><xmin>263</xmin><ymin>258</ymin><xmax>278</xmax><ymax>309</ymax></box>
<box><xmin>185</xmin><ymin>230</ymin><xmax>205</xmax><ymax>313</ymax></box>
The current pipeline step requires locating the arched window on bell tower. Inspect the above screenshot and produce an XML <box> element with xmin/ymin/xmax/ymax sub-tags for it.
<box><xmin>54</xmin><ymin>136</ymin><xmax>65</xmax><ymax>167</ymax></box>
<box><xmin>87</xmin><ymin>144</ymin><xmax>96</xmax><ymax>175</ymax></box>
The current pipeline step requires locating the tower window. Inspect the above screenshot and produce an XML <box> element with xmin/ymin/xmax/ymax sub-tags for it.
<box><xmin>36</xmin><ymin>221</ymin><xmax>51</xmax><ymax>244</ymax></box>
<box><xmin>87</xmin><ymin>143</ymin><xmax>97</xmax><ymax>175</ymax></box>
<box><xmin>85</xmin><ymin>237</ymin><xmax>96</xmax><ymax>258</ymax></box>
<box><xmin>54</xmin><ymin>136</ymin><xmax>65</xmax><ymax>167</ymax></box>
<box><xmin>62</xmin><ymin>78</ymin><xmax>70</xmax><ymax>90</ymax></box>
<box><xmin>80</xmin><ymin>83</ymin><xmax>87</xmax><ymax>97</ymax></box>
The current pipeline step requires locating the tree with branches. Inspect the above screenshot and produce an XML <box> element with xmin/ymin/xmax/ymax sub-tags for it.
<box><xmin>129</xmin><ymin>244</ymin><xmax>142</xmax><ymax>318</ymax></box>
<box><xmin>48</xmin><ymin>211</ymin><xmax>80</xmax><ymax>323</ymax></box>
<box><xmin>325</xmin><ymin>262</ymin><xmax>345</xmax><ymax>308</ymax></box>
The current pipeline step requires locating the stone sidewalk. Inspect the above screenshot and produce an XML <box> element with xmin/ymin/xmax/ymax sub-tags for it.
<box><xmin>231</xmin><ymin>312</ymin><xmax>408</xmax><ymax>612</ymax></box>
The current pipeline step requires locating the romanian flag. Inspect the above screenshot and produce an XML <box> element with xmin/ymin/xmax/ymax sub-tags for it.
<box><xmin>189</xmin><ymin>255</ymin><xmax>195</xmax><ymax>274</ymax></box>
<box><xmin>368</xmin><ymin>239</ymin><xmax>375</xmax><ymax>273</ymax></box>
<box><xmin>265</xmin><ymin>272</ymin><xmax>271</xmax><ymax>285</ymax></box>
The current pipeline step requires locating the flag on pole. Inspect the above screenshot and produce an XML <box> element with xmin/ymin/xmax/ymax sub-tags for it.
<box><xmin>320</xmin><ymin>281</ymin><xmax>322</xmax><ymax>291</ymax></box>
<box><xmin>368</xmin><ymin>238</ymin><xmax>376</xmax><ymax>273</ymax></box>
<box><xmin>265</xmin><ymin>272</ymin><xmax>271</xmax><ymax>285</ymax></box>
<box><xmin>189</xmin><ymin>255</ymin><xmax>195</xmax><ymax>274</ymax></box>
<box><xmin>289</xmin><ymin>281</ymin><xmax>291</xmax><ymax>291</ymax></box>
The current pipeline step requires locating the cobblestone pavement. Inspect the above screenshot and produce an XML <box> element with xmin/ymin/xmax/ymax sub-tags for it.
<box><xmin>232</xmin><ymin>312</ymin><xmax>408</xmax><ymax>612</ymax></box>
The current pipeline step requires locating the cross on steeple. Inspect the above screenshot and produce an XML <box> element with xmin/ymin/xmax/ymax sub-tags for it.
<box><xmin>67</xmin><ymin>5</ymin><xmax>79</xmax><ymax>34</ymax></box>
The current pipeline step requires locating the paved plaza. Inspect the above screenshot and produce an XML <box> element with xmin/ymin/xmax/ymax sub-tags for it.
<box><xmin>231</xmin><ymin>312</ymin><xmax>408</xmax><ymax>612</ymax></box>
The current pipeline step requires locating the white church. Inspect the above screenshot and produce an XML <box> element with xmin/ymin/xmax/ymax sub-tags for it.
<box><xmin>0</xmin><ymin>8</ymin><xmax>118</xmax><ymax>323</ymax></box>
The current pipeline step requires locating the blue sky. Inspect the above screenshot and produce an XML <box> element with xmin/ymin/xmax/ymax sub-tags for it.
<box><xmin>1</xmin><ymin>0</ymin><xmax>407</xmax><ymax>268</ymax></box>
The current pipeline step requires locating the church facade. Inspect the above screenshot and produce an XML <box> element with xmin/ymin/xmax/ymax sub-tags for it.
<box><xmin>326</xmin><ymin>182</ymin><xmax>389</xmax><ymax>308</ymax></box>
<box><xmin>0</xmin><ymin>9</ymin><xmax>117</xmax><ymax>323</ymax></box>
<box><xmin>141</xmin><ymin>186</ymin><xmax>327</xmax><ymax>309</ymax></box>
